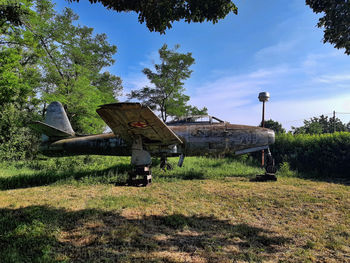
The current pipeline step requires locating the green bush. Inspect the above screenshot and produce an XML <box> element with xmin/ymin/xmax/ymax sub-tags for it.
<box><xmin>0</xmin><ymin>104</ymin><xmax>40</xmax><ymax>161</ymax></box>
<box><xmin>276</xmin><ymin>162</ymin><xmax>296</xmax><ymax>177</ymax></box>
<box><xmin>270</xmin><ymin>132</ymin><xmax>350</xmax><ymax>176</ymax></box>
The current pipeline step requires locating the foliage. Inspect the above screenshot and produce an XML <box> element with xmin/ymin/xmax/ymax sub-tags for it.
<box><xmin>261</xmin><ymin>119</ymin><xmax>286</xmax><ymax>134</ymax></box>
<box><xmin>0</xmin><ymin>104</ymin><xmax>40</xmax><ymax>161</ymax></box>
<box><xmin>306</xmin><ymin>0</ymin><xmax>350</xmax><ymax>55</ymax></box>
<box><xmin>270</xmin><ymin>132</ymin><xmax>350</xmax><ymax>176</ymax></box>
<box><xmin>1</xmin><ymin>0</ymin><xmax>122</xmax><ymax>135</ymax></box>
<box><xmin>129</xmin><ymin>44</ymin><xmax>206</xmax><ymax>122</ymax></box>
<box><xmin>69</xmin><ymin>0</ymin><xmax>238</xmax><ymax>33</ymax></box>
<box><xmin>28</xmin><ymin>1</ymin><xmax>122</xmax><ymax>134</ymax></box>
<box><xmin>292</xmin><ymin>114</ymin><xmax>347</xmax><ymax>134</ymax></box>
<box><xmin>0</xmin><ymin>0</ymin><xmax>123</xmax><ymax>161</ymax></box>
<box><xmin>0</xmin><ymin>46</ymin><xmax>38</xmax><ymax>107</ymax></box>
<box><xmin>0</xmin><ymin>1</ymin><xmax>28</xmax><ymax>27</ymax></box>
<box><xmin>276</xmin><ymin>162</ymin><xmax>297</xmax><ymax>177</ymax></box>
<box><xmin>0</xmin><ymin>30</ymin><xmax>41</xmax><ymax>161</ymax></box>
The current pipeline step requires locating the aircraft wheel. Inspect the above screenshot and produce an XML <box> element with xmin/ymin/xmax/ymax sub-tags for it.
<box><xmin>266</xmin><ymin>165</ymin><xmax>277</xmax><ymax>174</ymax></box>
<box><xmin>160</xmin><ymin>160</ymin><xmax>173</xmax><ymax>171</ymax></box>
<box><xmin>165</xmin><ymin>162</ymin><xmax>173</xmax><ymax>170</ymax></box>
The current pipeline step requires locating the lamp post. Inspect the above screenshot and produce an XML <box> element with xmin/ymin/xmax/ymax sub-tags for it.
<box><xmin>258</xmin><ymin>92</ymin><xmax>270</xmax><ymax>167</ymax></box>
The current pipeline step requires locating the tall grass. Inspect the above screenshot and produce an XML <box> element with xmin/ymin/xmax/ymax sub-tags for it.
<box><xmin>153</xmin><ymin>156</ymin><xmax>263</xmax><ymax>181</ymax></box>
<box><xmin>0</xmin><ymin>156</ymin><xmax>264</xmax><ymax>189</ymax></box>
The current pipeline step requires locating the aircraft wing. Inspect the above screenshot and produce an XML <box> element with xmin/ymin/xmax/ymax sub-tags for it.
<box><xmin>96</xmin><ymin>103</ymin><xmax>182</xmax><ymax>145</ymax></box>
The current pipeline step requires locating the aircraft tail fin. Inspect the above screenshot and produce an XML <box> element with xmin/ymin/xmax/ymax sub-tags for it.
<box><xmin>30</xmin><ymin>102</ymin><xmax>75</xmax><ymax>141</ymax></box>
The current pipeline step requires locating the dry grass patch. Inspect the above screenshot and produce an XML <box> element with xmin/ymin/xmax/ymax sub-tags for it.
<box><xmin>0</xmin><ymin>157</ymin><xmax>349</xmax><ymax>262</ymax></box>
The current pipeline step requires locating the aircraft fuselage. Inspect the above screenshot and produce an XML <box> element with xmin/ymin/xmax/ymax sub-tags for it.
<box><xmin>39</xmin><ymin>122</ymin><xmax>274</xmax><ymax>157</ymax></box>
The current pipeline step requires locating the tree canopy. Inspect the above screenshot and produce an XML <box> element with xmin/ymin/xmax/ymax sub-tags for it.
<box><xmin>292</xmin><ymin>114</ymin><xmax>348</xmax><ymax>134</ymax></box>
<box><xmin>68</xmin><ymin>0</ymin><xmax>238</xmax><ymax>33</ymax></box>
<box><xmin>306</xmin><ymin>0</ymin><xmax>350</xmax><ymax>55</ymax></box>
<box><xmin>28</xmin><ymin>2</ymin><xmax>122</xmax><ymax>133</ymax></box>
<box><xmin>261</xmin><ymin>119</ymin><xmax>286</xmax><ymax>134</ymax></box>
<box><xmin>129</xmin><ymin>44</ymin><xmax>207</xmax><ymax>122</ymax></box>
<box><xmin>13</xmin><ymin>0</ymin><xmax>122</xmax><ymax>134</ymax></box>
<box><xmin>0</xmin><ymin>0</ymin><xmax>123</xmax><ymax>160</ymax></box>
<box><xmin>0</xmin><ymin>2</ymin><xmax>27</xmax><ymax>27</ymax></box>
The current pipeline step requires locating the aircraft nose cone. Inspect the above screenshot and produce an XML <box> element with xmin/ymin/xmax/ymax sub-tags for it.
<box><xmin>267</xmin><ymin>129</ymin><xmax>275</xmax><ymax>145</ymax></box>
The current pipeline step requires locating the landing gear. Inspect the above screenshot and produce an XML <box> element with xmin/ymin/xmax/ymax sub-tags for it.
<box><xmin>126</xmin><ymin>136</ymin><xmax>152</xmax><ymax>186</ymax></box>
<box><xmin>127</xmin><ymin>165</ymin><xmax>152</xmax><ymax>186</ymax></box>
<box><xmin>160</xmin><ymin>155</ymin><xmax>173</xmax><ymax>171</ymax></box>
<box><xmin>265</xmin><ymin>149</ymin><xmax>277</xmax><ymax>175</ymax></box>
<box><xmin>251</xmin><ymin>148</ymin><xmax>277</xmax><ymax>182</ymax></box>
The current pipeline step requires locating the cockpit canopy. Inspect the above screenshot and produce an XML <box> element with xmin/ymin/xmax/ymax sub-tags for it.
<box><xmin>166</xmin><ymin>115</ymin><xmax>225</xmax><ymax>125</ymax></box>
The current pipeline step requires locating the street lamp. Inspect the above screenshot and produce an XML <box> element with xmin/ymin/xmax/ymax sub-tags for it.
<box><xmin>258</xmin><ymin>92</ymin><xmax>270</xmax><ymax>167</ymax></box>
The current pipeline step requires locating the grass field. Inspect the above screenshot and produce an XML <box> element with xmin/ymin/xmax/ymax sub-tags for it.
<box><xmin>0</xmin><ymin>156</ymin><xmax>349</xmax><ymax>262</ymax></box>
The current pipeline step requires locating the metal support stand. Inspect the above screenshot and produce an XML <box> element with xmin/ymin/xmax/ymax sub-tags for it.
<box><xmin>178</xmin><ymin>154</ymin><xmax>185</xmax><ymax>167</ymax></box>
<box><xmin>251</xmin><ymin>148</ymin><xmax>277</xmax><ymax>182</ymax></box>
<box><xmin>127</xmin><ymin>136</ymin><xmax>152</xmax><ymax>186</ymax></box>
<box><xmin>127</xmin><ymin>165</ymin><xmax>152</xmax><ymax>186</ymax></box>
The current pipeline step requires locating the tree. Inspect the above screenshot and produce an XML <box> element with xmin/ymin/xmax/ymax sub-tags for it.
<box><xmin>306</xmin><ymin>0</ymin><xmax>350</xmax><ymax>55</ymax></box>
<box><xmin>0</xmin><ymin>14</ymin><xmax>42</xmax><ymax>160</ymax></box>
<box><xmin>24</xmin><ymin>0</ymin><xmax>122</xmax><ymax>134</ymax></box>
<box><xmin>0</xmin><ymin>1</ymin><xmax>28</xmax><ymax>27</ymax></box>
<box><xmin>260</xmin><ymin>119</ymin><xmax>286</xmax><ymax>134</ymax></box>
<box><xmin>4</xmin><ymin>1</ymin><xmax>238</xmax><ymax>33</ymax></box>
<box><xmin>0</xmin><ymin>103</ymin><xmax>40</xmax><ymax>161</ymax></box>
<box><xmin>129</xmin><ymin>44</ymin><xmax>207</xmax><ymax>122</ymax></box>
<box><xmin>0</xmin><ymin>47</ymin><xmax>36</xmax><ymax>107</ymax></box>
<box><xmin>0</xmin><ymin>3</ymin><xmax>55</xmax><ymax>161</ymax></box>
<box><xmin>68</xmin><ymin>0</ymin><xmax>238</xmax><ymax>33</ymax></box>
<box><xmin>1</xmin><ymin>0</ymin><xmax>123</xmax><ymax>135</ymax></box>
<box><xmin>292</xmin><ymin>114</ymin><xmax>347</xmax><ymax>134</ymax></box>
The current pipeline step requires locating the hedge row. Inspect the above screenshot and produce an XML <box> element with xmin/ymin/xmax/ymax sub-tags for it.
<box><xmin>270</xmin><ymin>132</ymin><xmax>350</xmax><ymax>176</ymax></box>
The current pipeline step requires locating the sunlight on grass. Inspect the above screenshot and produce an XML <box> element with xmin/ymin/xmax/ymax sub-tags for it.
<box><xmin>0</xmin><ymin>156</ymin><xmax>349</xmax><ymax>262</ymax></box>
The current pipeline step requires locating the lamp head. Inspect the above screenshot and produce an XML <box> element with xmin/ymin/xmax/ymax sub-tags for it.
<box><xmin>258</xmin><ymin>92</ymin><xmax>270</xmax><ymax>102</ymax></box>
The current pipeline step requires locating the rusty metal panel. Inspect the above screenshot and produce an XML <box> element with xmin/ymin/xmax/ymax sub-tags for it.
<box><xmin>169</xmin><ymin>123</ymin><xmax>275</xmax><ymax>156</ymax></box>
<box><xmin>96</xmin><ymin>103</ymin><xmax>182</xmax><ymax>145</ymax></box>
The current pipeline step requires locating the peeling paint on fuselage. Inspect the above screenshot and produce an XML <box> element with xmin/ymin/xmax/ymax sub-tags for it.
<box><xmin>168</xmin><ymin>122</ymin><xmax>274</xmax><ymax>156</ymax></box>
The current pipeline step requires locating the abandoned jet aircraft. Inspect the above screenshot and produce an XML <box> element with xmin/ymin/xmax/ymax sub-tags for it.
<box><xmin>30</xmin><ymin>101</ymin><xmax>276</xmax><ymax>185</ymax></box>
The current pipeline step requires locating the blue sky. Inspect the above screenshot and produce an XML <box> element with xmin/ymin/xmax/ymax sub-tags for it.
<box><xmin>54</xmin><ymin>0</ymin><xmax>350</xmax><ymax>130</ymax></box>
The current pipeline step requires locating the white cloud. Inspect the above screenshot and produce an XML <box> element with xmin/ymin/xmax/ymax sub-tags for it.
<box><xmin>301</xmin><ymin>51</ymin><xmax>350</xmax><ymax>89</ymax></box>
<box><xmin>188</xmin><ymin>67</ymin><xmax>287</xmax><ymax>122</ymax></box>
<box><xmin>119</xmin><ymin>44</ymin><xmax>350</xmax><ymax>131</ymax></box>
<box><xmin>138</xmin><ymin>50</ymin><xmax>159</xmax><ymax>68</ymax></box>
<box><xmin>119</xmin><ymin>73</ymin><xmax>150</xmax><ymax>101</ymax></box>
<box><xmin>269</xmin><ymin>95</ymin><xmax>350</xmax><ymax>130</ymax></box>
<box><xmin>198</xmin><ymin>92</ymin><xmax>350</xmax><ymax>131</ymax></box>
<box><xmin>302</xmin><ymin>51</ymin><xmax>342</xmax><ymax>66</ymax></box>
<box><xmin>255</xmin><ymin>40</ymin><xmax>299</xmax><ymax>60</ymax></box>
<box><xmin>315</xmin><ymin>74</ymin><xmax>350</xmax><ymax>84</ymax></box>
<box><xmin>187</xmin><ymin>57</ymin><xmax>350</xmax><ymax>131</ymax></box>
<box><xmin>119</xmin><ymin>48</ymin><xmax>160</xmax><ymax>101</ymax></box>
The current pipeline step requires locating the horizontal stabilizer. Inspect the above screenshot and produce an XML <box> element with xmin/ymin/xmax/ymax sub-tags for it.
<box><xmin>29</xmin><ymin>121</ymin><xmax>74</xmax><ymax>138</ymax></box>
<box><xmin>97</xmin><ymin>103</ymin><xmax>182</xmax><ymax>145</ymax></box>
